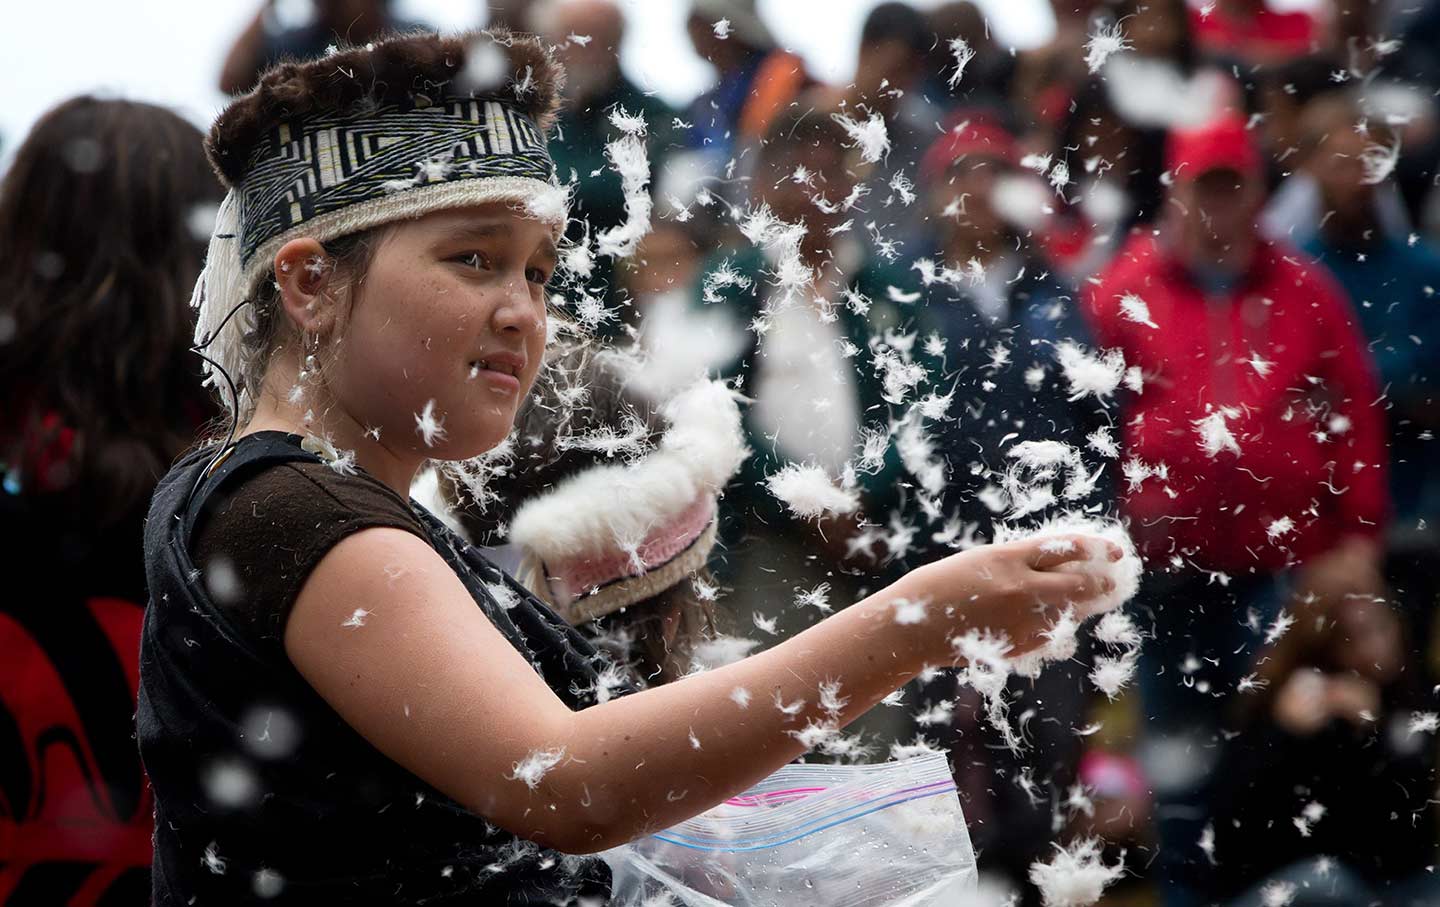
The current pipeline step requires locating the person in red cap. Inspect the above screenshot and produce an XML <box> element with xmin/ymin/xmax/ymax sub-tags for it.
<box><xmin>1082</xmin><ymin>113</ymin><xmax>1389</xmax><ymax>906</ymax></box>
<box><xmin>1188</xmin><ymin>0</ymin><xmax>1318</xmax><ymax>66</ymax></box>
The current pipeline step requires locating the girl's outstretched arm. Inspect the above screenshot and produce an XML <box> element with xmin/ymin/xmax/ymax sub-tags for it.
<box><xmin>284</xmin><ymin>527</ymin><xmax>1116</xmax><ymax>854</ymax></box>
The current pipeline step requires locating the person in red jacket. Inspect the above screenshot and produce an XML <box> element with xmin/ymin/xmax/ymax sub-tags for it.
<box><xmin>1082</xmin><ymin>114</ymin><xmax>1389</xmax><ymax>907</ymax></box>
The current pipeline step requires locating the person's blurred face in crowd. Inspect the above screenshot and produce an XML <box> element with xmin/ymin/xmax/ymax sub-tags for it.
<box><xmin>623</xmin><ymin>222</ymin><xmax>700</xmax><ymax>301</ymax></box>
<box><xmin>1308</xmin><ymin>122</ymin><xmax>1374</xmax><ymax>226</ymax></box>
<box><xmin>931</xmin><ymin>154</ymin><xmax>1011</xmax><ymax>249</ymax></box>
<box><xmin>758</xmin><ymin>140</ymin><xmax>856</xmax><ymax>231</ymax></box>
<box><xmin>1169</xmin><ymin>167</ymin><xmax>1263</xmax><ymax>273</ymax></box>
<box><xmin>1076</xmin><ymin>108</ymin><xmax>1136</xmax><ymax>180</ymax></box>
<box><xmin>539</xmin><ymin>0</ymin><xmax>624</xmax><ymax>107</ymax></box>
<box><xmin>1124</xmin><ymin>0</ymin><xmax>1188</xmax><ymax>60</ymax></box>
<box><xmin>854</xmin><ymin>37</ymin><xmax>920</xmax><ymax>106</ymax></box>
<box><xmin>1257</xmin><ymin>81</ymin><xmax>1306</xmax><ymax>167</ymax></box>
<box><xmin>687</xmin><ymin>13</ymin><xmax>744</xmax><ymax>68</ymax></box>
<box><xmin>928</xmin><ymin>2</ymin><xmax>993</xmax><ymax>61</ymax></box>
<box><xmin>314</xmin><ymin>0</ymin><xmax>388</xmax><ymax>29</ymax></box>
<box><xmin>1332</xmin><ymin>597</ymin><xmax>1404</xmax><ymax>684</ymax></box>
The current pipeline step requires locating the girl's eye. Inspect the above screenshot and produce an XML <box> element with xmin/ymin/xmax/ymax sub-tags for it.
<box><xmin>455</xmin><ymin>252</ymin><xmax>491</xmax><ymax>270</ymax></box>
<box><xmin>526</xmin><ymin>267</ymin><xmax>551</xmax><ymax>287</ymax></box>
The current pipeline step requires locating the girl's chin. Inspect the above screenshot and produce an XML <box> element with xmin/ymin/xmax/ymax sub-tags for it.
<box><xmin>433</xmin><ymin>420</ymin><xmax>516</xmax><ymax>461</ymax></box>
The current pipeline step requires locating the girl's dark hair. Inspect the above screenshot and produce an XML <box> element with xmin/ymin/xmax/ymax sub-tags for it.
<box><xmin>0</xmin><ymin>97</ymin><xmax>222</xmax><ymax>525</ymax></box>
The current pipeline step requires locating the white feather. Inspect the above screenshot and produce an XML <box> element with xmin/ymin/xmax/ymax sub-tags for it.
<box><xmin>596</xmin><ymin>108</ymin><xmax>652</xmax><ymax>258</ymax></box>
<box><xmin>765</xmin><ymin>462</ymin><xmax>860</xmax><ymax>519</ymax></box>
<box><xmin>1030</xmin><ymin>838</ymin><xmax>1125</xmax><ymax>907</ymax></box>
<box><xmin>831</xmin><ymin>111</ymin><xmax>891</xmax><ymax>164</ymax></box>
<box><xmin>1054</xmin><ymin>341</ymin><xmax>1127</xmax><ymax>402</ymax></box>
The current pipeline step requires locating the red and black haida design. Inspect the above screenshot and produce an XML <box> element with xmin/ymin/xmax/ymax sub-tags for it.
<box><xmin>0</xmin><ymin>493</ymin><xmax>153</xmax><ymax>907</ymax></box>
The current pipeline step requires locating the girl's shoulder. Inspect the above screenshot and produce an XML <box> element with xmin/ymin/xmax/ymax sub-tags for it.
<box><xmin>192</xmin><ymin>432</ymin><xmax>427</xmax><ymax>544</ymax></box>
<box><xmin>185</xmin><ymin>432</ymin><xmax>429</xmax><ymax>643</ymax></box>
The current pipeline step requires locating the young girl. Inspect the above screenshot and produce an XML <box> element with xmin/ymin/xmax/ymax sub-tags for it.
<box><xmin>139</xmin><ymin>29</ymin><xmax>1121</xmax><ymax>905</ymax></box>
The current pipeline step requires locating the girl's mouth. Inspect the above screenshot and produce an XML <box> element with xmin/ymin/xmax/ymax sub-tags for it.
<box><xmin>469</xmin><ymin>359</ymin><xmax>522</xmax><ymax>393</ymax></box>
<box><xmin>470</xmin><ymin>358</ymin><xmax>519</xmax><ymax>378</ymax></box>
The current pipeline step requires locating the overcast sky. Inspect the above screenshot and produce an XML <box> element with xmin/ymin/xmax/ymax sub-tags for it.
<box><xmin>0</xmin><ymin>0</ymin><xmax>1059</xmax><ymax>154</ymax></box>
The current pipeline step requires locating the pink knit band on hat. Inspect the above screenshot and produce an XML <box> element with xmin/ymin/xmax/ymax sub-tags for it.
<box><xmin>543</xmin><ymin>495</ymin><xmax>717</xmax><ymax>605</ymax></box>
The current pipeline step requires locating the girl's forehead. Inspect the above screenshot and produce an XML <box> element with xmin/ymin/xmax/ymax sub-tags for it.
<box><xmin>404</xmin><ymin>205</ymin><xmax>559</xmax><ymax>250</ymax></box>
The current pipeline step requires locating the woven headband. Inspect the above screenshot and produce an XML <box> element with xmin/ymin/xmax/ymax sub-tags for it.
<box><xmin>192</xmin><ymin>94</ymin><xmax>566</xmax><ymax>411</ymax></box>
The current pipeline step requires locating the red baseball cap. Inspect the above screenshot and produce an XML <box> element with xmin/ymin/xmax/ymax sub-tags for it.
<box><xmin>1166</xmin><ymin>114</ymin><xmax>1262</xmax><ymax>183</ymax></box>
<box><xmin>921</xmin><ymin>113</ymin><xmax>1019</xmax><ymax>182</ymax></box>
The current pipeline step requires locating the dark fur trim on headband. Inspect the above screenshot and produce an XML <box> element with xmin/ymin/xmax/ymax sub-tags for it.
<box><xmin>206</xmin><ymin>28</ymin><xmax>564</xmax><ymax>188</ymax></box>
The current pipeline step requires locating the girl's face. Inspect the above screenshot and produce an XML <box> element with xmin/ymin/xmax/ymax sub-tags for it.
<box><xmin>325</xmin><ymin>203</ymin><xmax>554</xmax><ymax>461</ymax></box>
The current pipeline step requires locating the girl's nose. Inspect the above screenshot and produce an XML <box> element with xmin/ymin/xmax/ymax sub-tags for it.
<box><xmin>491</xmin><ymin>271</ymin><xmax>544</xmax><ymax>337</ymax></box>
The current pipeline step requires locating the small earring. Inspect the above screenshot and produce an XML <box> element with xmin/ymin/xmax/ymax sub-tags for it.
<box><xmin>299</xmin><ymin>332</ymin><xmax>320</xmax><ymax>382</ymax></box>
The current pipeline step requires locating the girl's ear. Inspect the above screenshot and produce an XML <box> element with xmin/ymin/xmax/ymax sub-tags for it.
<box><xmin>273</xmin><ymin>237</ymin><xmax>337</xmax><ymax>336</ymax></box>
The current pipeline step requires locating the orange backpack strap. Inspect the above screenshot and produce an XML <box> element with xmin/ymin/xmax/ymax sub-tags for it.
<box><xmin>738</xmin><ymin>51</ymin><xmax>809</xmax><ymax>140</ymax></box>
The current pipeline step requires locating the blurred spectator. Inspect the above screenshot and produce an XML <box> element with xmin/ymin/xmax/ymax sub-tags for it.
<box><xmin>622</xmin><ymin>214</ymin><xmax>743</xmax><ymax>403</ymax></box>
<box><xmin>682</xmin><ymin>0</ymin><xmax>809</xmax><ymax>167</ymax></box>
<box><xmin>1255</xmin><ymin>56</ymin><xmax>1380</xmax><ymax>236</ymax></box>
<box><xmin>1043</xmin><ymin>0</ymin><xmax>1231</xmax><ymax>276</ymax></box>
<box><xmin>916</xmin><ymin>114</ymin><xmax>1113</xmax><ymax>902</ymax></box>
<box><xmin>923</xmin><ymin>1</ymin><xmax>1016</xmax><ymax>113</ymax></box>
<box><xmin>1299</xmin><ymin>91</ymin><xmax>1440</xmax><ymax>664</ymax></box>
<box><xmin>1200</xmin><ymin>594</ymin><xmax>1439</xmax><ymax>906</ymax></box>
<box><xmin>0</xmin><ymin>97</ymin><xmax>219</xmax><ymax>904</ymax></box>
<box><xmin>694</xmin><ymin>106</ymin><xmax>924</xmax><ymax>637</ymax></box>
<box><xmin>1123</xmin><ymin>0</ymin><xmax>1198</xmax><ymax>64</ymax></box>
<box><xmin>1391</xmin><ymin>0</ymin><xmax>1440</xmax><ymax>89</ymax></box>
<box><xmin>1189</xmin><ymin>0</ymin><xmax>1319</xmax><ymax>67</ymax></box>
<box><xmin>1251</xmin><ymin>55</ymin><xmax>1419</xmax><ymax>244</ymax></box>
<box><xmin>813</xmin><ymin>2</ymin><xmax>943</xmax><ymax>255</ymax></box>
<box><xmin>484</xmin><ymin>0</ymin><xmax>539</xmax><ymax>31</ymax></box>
<box><xmin>535</xmin><ymin>0</ymin><xmax>678</xmax><ymax>328</ymax></box>
<box><xmin>1301</xmin><ymin>93</ymin><xmax>1440</xmax><ymax>526</ymax></box>
<box><xmin>1044</xmin><ymin>78</ymin><xmax>1170</xmax><ymax>278</ymax></box>
<box><xmin>218</xmin><ymin>0</ymin><xmax>427</xmax><ymax>95</ymax></box>
<box><xmin>1084</xmin><ymin>114</ymin><xmax>1389</xmax><ymax>907</ymax></box>
<box><xmin>918</xmin><ymin>114</ymin><xmax>1112</xmax><ymax>548</ymax></box>
<box><xmin>1097</xmin><ymin>0</ymin><xmax>1232</xmax><ymax>135</ymax></box>
<box><xmin>1010</xmin><ymin>0</ymin><xmax>1100</xmax><ymax>145</ymax></box>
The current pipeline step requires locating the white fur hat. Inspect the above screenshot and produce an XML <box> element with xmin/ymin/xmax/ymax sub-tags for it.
<box><xmin>509</xmin><ymin>378</ymin><xmax>748</xmax><ymax>623</ymax></box>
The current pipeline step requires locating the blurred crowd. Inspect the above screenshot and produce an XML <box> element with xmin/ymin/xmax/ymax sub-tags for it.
<box><xmin>3</xmin><ymin>0</ymin><xmax>1440</xmax><ymax>904</ymax></box>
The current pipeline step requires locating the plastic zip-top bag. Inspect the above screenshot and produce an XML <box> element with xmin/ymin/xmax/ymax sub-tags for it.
<box><xmin>602</xmin><ymin>752</ymin><xmax>977</xmax><ymax>906</ymax></box>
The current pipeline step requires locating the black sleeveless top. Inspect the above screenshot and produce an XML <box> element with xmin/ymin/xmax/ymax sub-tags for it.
<box><xmin>137</xmin><ymin>433</ymin><xmax>625</xmax><ymax>905</ymax></box>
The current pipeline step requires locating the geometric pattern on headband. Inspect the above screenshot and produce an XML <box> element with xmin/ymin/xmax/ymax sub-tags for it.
<box><xmin>236</xmin><ymin>96</ymin><xmax>554</xmax><ymax>265</ymax></box>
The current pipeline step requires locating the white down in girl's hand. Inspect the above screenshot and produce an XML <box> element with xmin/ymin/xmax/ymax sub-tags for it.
<box><xmin>992</xmin><ymin>513</ymin><xmax>1142</xmax><ymax>618</ymax></box>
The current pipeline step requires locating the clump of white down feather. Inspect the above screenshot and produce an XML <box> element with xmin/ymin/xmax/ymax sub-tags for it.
<box><xmin>508</xmin><ymin>378</ymin><xmax>748</xmax><ymax>563</ymax></box>
<box><xmin>766</xmin><ymin>463</ymin><xmax>860</xmax><ymax>519</ymax></box>
<box><xmin>595</xmin><ymin>106</ymin><xmax>653</xmax><ymax>258</ymax></box>
<box><xmin>996</xmin><ymin>514</ymin><xmax>1143</xmax><ymax>682</ymax></box>
<box><xmin>1029</xmin><ymin>837</ymin><xmax>1126</xmax><ymax>907</ymax></box>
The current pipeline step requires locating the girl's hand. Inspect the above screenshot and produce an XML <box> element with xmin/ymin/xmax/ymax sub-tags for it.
<box><xmin>902</xmin><ymin>535</ymin><xmax>1122</xmax><ymax>662</ymax></box>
